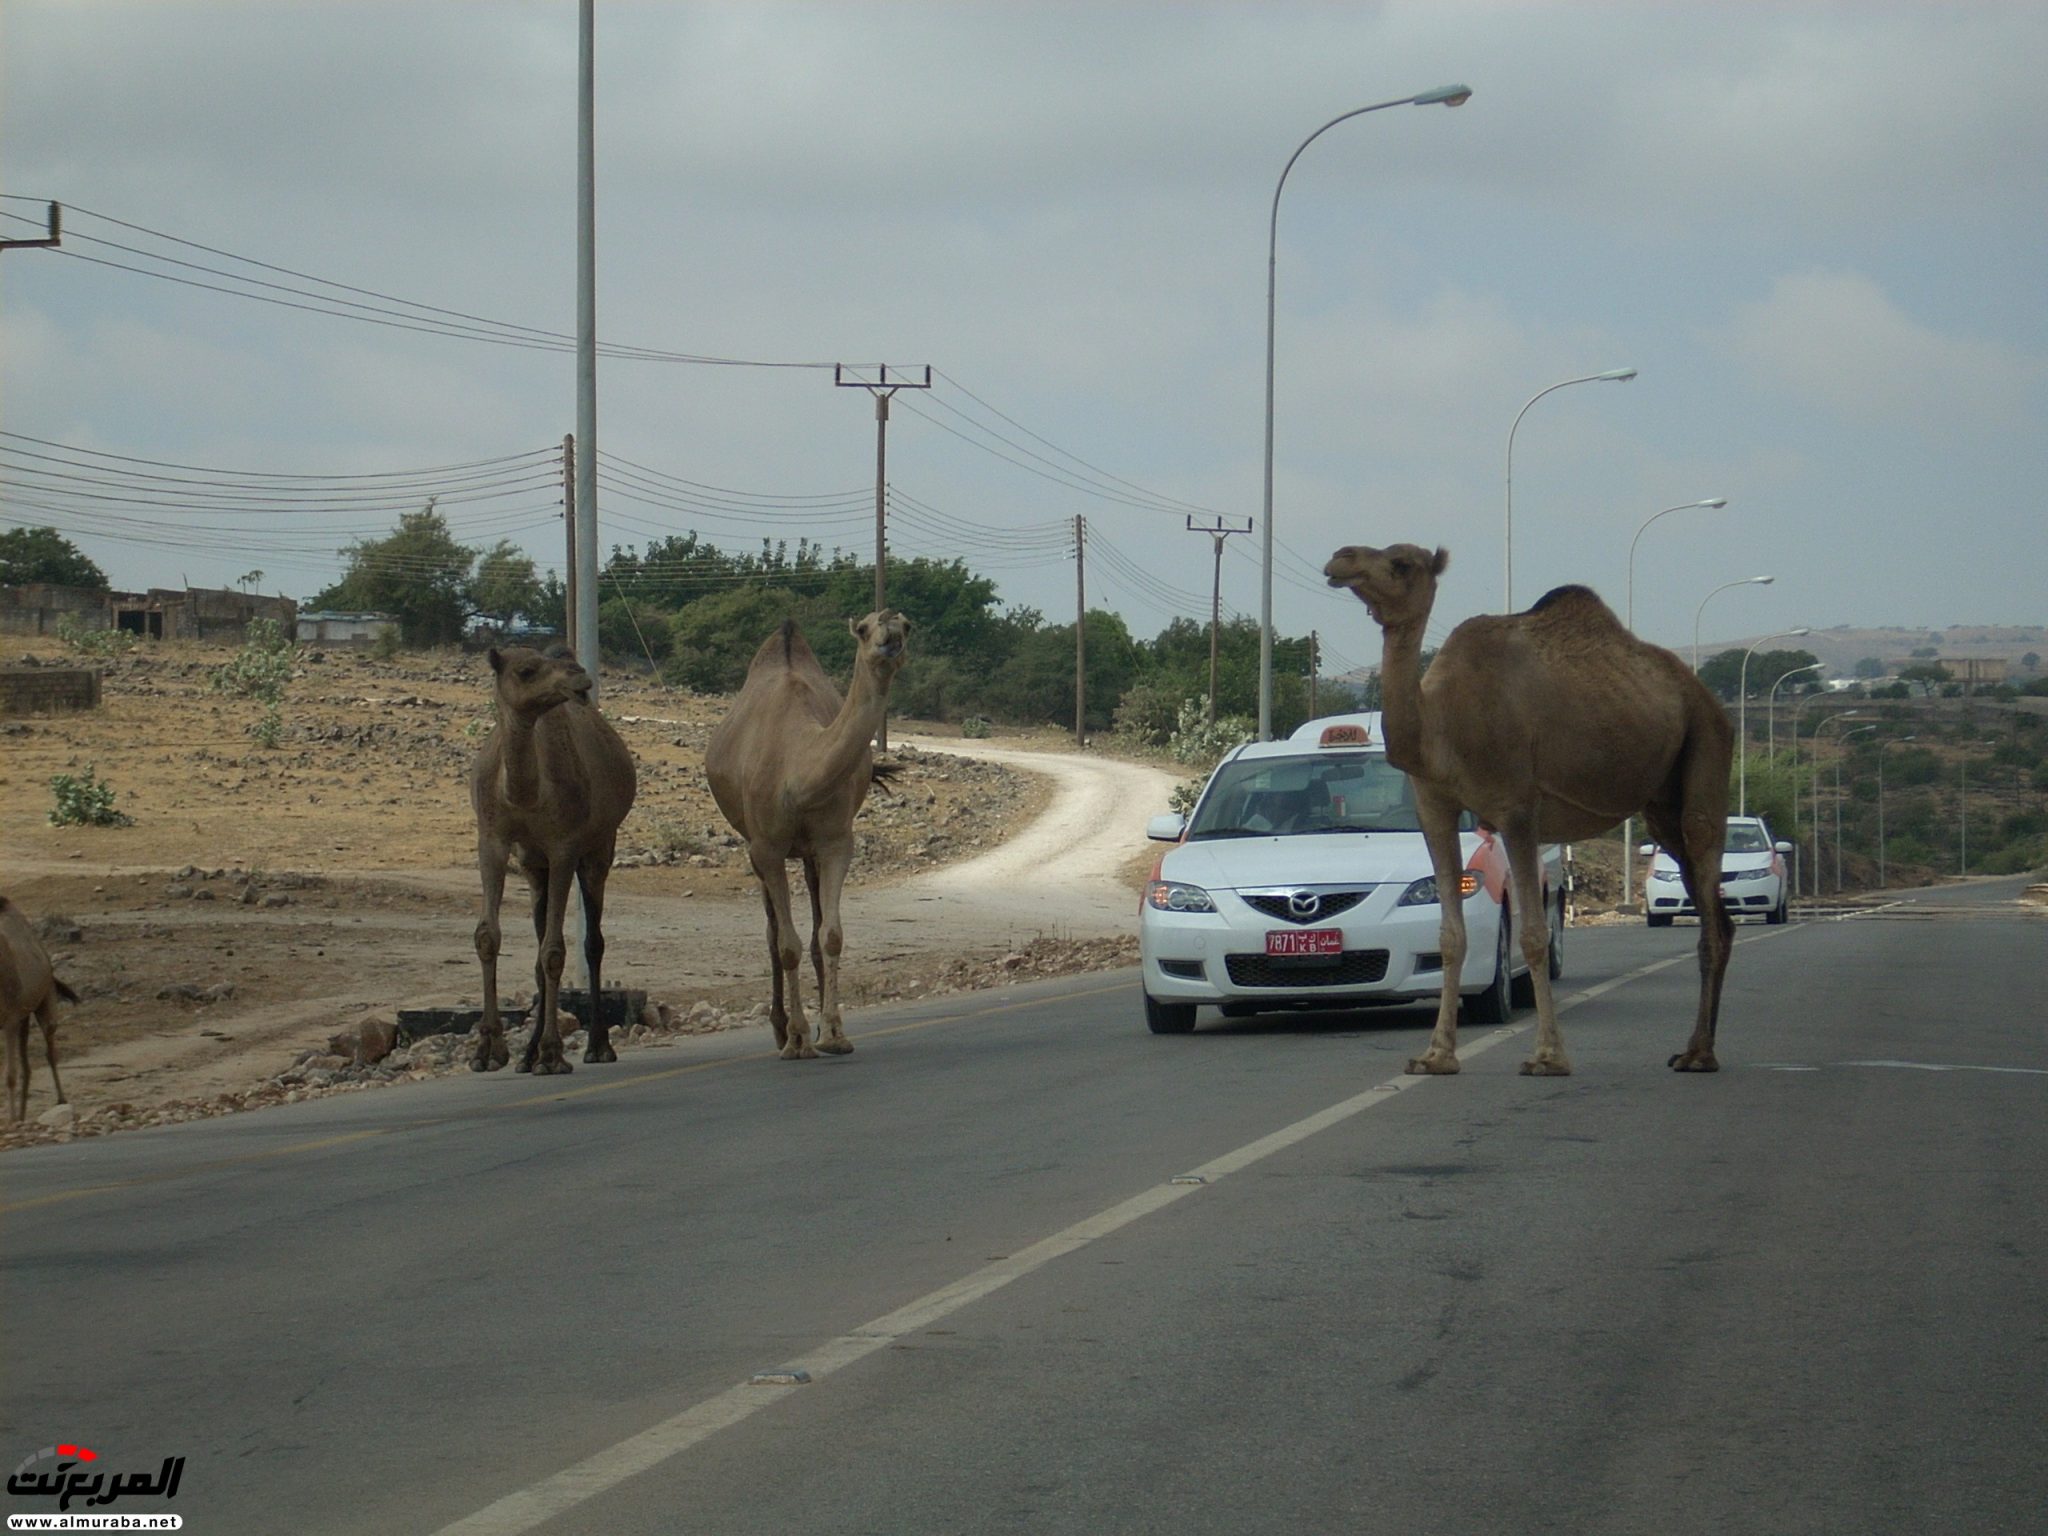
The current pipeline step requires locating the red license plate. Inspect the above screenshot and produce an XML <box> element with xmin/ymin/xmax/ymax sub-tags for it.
<box><xmin>1265</xmin><ymin>928</ymin><xmax>1343</xmax><ymax>957</ymax></box>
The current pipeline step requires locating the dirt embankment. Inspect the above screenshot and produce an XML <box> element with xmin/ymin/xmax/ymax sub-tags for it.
<box><xmin>3</xmin><ymin>638</ymin><xmax>1176</xmax><ymax>1148</ymax></box>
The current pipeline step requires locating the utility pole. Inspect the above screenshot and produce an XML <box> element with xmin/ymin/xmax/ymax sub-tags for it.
<box><xmin>561</xmin><ymin>434</ymin><xmax>578</xmax><ymax>636</ymax></box>
<box><xmin>1308</xmin><ymin>630</ymin><xmax>1320</xmax><ymax>718</ymax></box>
<box><xmin>1185</xmin><ymin>516</ymin><xmax>1252</xmax><ymax>722</ymax></box>
<box><xmin>834</xmin><ymin>365</ymin><xmax>931</xmax><ymax>752</ymax></box>
<box><xmin>1073</xmin><ymin>516</ymin><xmax>1088</xmax><ymax>748</ymax></box>
<box><xmin>0</xmin><ymin>202</ymin><xmax>60</xmax><ymax>253</ymax></box>
<box><xmin>571</xmin><ymin>0</ymin><xmax>599</xmax><ymax>993</ymax></box>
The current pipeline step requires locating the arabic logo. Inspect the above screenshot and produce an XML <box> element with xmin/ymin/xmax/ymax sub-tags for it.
<box><xmin>8</xmin><ymin>1442</ymin><xmax>185</xmax><ymax>1514</ymax></box>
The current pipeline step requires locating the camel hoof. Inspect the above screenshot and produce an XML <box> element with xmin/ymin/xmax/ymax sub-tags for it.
<box><xmin>1519</xmin><ymin>1057</ymin><xmax>1573</xmax><ymax>1076</ymax></box>
<box><xmin>514</xmin><ymin>1058</ymin><xmax>533</xmax><ymax>1074</ymax></box>
<box><xmin>583</xmin><ymin>1042</ymin><xmax>617</xmax><ymax>1064</ymax></box>
<box><xmin>1668</xmin><ymin>1051</ymin><xmax>1720</xmax><ymax>1073</ymax></box>
<box><xmin>816</xmin><ymin>1037</ymin><xmax>854</xmax><ymax>1056</ymax></box>
<box><xmin>532</xmin><ymin>1056</ymin><xmax>574</xmax><ymax>1076</ymax></box>
<box><xmin>1406</xmin><ymin>1055</ymin><xmax>1461</xmax><ymax>1076</ymax></box>
<box><xmin>469</xmin><ymin>1055</ymin><xmax>505</xmax><ymax>1073</ymax></box>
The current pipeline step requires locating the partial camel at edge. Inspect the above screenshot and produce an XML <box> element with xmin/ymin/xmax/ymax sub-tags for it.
<box><xmin>470</xmin><ymin>644</ymin><xmax>638</xmax><ymax>1075</ymax></box>
<box><xmin>2</xmin><ymin>895</ymin><xmax>80</xmax><ymax>1123</ymax></box>
<box><xmin>705</xmin><ymin>610</ymin><xmax>911</xmax><ymax>1060</ymax></box>
<box><xmin>1324</xmin><ymin>541</ymin><xmax>1734</xmax><ymax>1076</ymax></box>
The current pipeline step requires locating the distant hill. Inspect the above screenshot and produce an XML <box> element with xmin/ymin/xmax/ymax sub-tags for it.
<box><xmin>1707</xmin><ymin>624</ymin><xmax>2048</xmax><ymax>680</ymax></box>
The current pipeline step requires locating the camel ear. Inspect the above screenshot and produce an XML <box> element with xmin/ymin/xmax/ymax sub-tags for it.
<box><xmin>1431</xmin><ymin>547</ymin><xmax>1450</xmax><ymax>576</ymax></box>
<box><xmin>488</xmin><ymin>647</ymin><xmax>505</xmax><ymax>674</ymax></box>
<box><xmin>850</xmin><ymin>617</ymin><xmax>868</xmax><ymax>640</ymax></box>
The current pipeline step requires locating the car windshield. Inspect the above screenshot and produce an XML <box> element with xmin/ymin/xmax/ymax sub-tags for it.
<box><xmin>1726</xmin><ymin>823</ymin><xmax>1771</xmax><ymax>853</ymax></box>
<box><xmin>1185</xmin><ymin>752</ymin><xmax>1473</xmax><ymax>840</ymax></box>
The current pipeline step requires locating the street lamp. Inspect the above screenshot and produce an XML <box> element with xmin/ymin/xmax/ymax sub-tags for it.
<box><xmin>1767</xmin><ymin>661</ymin><xmax>1823</xmax><ymax>768</ymax></box>
<box><xmin>1625</xmin><ymin>498</ymin><xmax>1727</xmax><ymax>632</ymax></box>
<box><xmin>1877</xmin><ymin>735</ymin><xmax>1916</xmax><ymax>889</ymax></box>
<box><xmin>1505</xmin><ymin>368</ymin><xmax>1637</xmax><ymax>611</ymax></box>
<box><xmin>1738</xmin><ymin>628</ymin><xmax>1810</xmax><ymax>815</ymax></box>
<box><xmin>1258</xmin><ymin>82</ymin><xmax>1473</xmax><ymax>740</ymax></box>
<box><xmin>1808</xmin><ymin>711</ymin><xmax>1865</xmax><ymax>898</ymax></box>
<box><xmin>1835</xmin><ymin>724</ymin><xmax>1877</xmax><ymax>892</ymax></box>
<box><xmin>1693</xmin><ymin>574</ymin><xmax>1773</xmax><ymax>672</ymax></box>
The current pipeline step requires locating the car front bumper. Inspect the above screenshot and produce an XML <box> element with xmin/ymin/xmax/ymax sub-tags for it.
<box><xmin>1647</xmin><ymin>874</ymin><xmax>1782</xmax><ymax>917</ymax></box>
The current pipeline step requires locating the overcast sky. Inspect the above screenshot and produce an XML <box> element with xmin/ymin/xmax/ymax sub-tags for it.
<box><xmin>4</xmin><ymin>1</ymin><xmax>2044</xmax><ymax>675</ymax></box>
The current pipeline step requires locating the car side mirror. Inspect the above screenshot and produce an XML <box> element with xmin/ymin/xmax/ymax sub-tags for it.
<box><xmin>1774</xmin><ymin>841</ymin><xmax>1793</xmax><ymax>854</ymax></box>
<box><xmin>1638</xmin><ymin>843</ymin><xmax>1657</xmax><ymax>857</ymax></box>
<box><xmin>1147</xmin><ymin>813</ymin><xmax>1187</xmax><ymax>842</ymax></box>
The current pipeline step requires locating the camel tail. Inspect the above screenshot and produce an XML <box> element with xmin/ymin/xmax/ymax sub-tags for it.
<box><xmin>53</xmin><ymin>978</ymin><xmax>80</xmax><ymax>1006</ymax></box>
<box><xmin>869</xmin><ymin>760</ymin><xmax>901</xmax><ymax>798</ymax></box>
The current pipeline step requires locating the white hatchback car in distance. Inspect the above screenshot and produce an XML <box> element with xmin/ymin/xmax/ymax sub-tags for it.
<box><xmin>1640</xmin><ymin>814</ymin><xmax>1792</xmax><ymax>926</ymax></box>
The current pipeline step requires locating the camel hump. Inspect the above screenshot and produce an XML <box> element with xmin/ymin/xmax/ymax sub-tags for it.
<box><xmin>1527</xmin><ymin>583</ymin><xmax>1605</xmax><ymax>614</ymax></box>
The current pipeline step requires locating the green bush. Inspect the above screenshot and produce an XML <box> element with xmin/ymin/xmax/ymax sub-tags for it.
<box><xmin>1112</xmin><ymin>681</ymin><xmax>1180</xmax><ymax>747</ymax></box>
<box><xmin>211</xmin><ymin>618</ymin><xmax>297</xmax><ymax>703</ymax></box>
<box><xmin>55</xmin><ymin>614</ymin><xmax>136</xmax><ymax>658</ymax></box>
<box><xmin>49</xmin><ymin>764</ymin><xmax>132</xmax><ymax>827</ymax></box>
<box><xmin>960</xmin><ymin>715</ymin><xmax>992</xmax><ymax>739</ymax></box>
<box><xmin>1167</xmin><ymin>697</ymin><xmax>1253</xmax><ymax>767</ymax></box>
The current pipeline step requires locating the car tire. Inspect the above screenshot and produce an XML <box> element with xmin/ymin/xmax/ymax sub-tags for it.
<box><xmin>1647</xmin><ymin>912</ymin><xmax>1674</xmax><ymax>928</ymax></box>
<box><xmin>1465</xmin><ymin>905</ymin><xmax>1514</xmax><ymax>1025</ymax></box>
<box><xmin>1547</xmin><ymin>891</ymin><xmax>1565</xmax><ymax>980</ymax></box>
<box><xmin>1144</xmin><ymin>993</ymin><xmax>1197</xmax><ymax>1034</ymax></box>
<box><xmin>1766</xmin><ymin>892</ymin><xmax>1788</xmax><ymax>925</ymax></box>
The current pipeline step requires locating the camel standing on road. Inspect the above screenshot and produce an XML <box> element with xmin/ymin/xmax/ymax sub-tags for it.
<box><xmin>705</xmin><ymin>612</ymin><xmax>910</xmax><ymax>1059</ymax></box>
<box><xmin>1325</xmin><ymin>542</ymin><xmax>1733</xmax><ymax>1075</ymax></box>
<box><xmin>471</xmin><ymin>645</ymin><xmax>637</xmax><ymax>1075</ymax></box>
<box><xmin>2</xmin><ymin>897</ymin><xmax>80</xmax><ymax>1122</ymax></box>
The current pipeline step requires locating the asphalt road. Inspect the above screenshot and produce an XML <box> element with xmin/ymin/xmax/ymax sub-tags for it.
<box><xmin>3</xmin><ymin>874</ymin><xmax>2043</xmax><ymax>1535</ymax></box>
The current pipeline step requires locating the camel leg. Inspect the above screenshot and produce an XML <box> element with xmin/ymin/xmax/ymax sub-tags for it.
<box><xmin>1409</xmin><ymin>784</ymin><xmax>1469</xmax><ymax>1075</ymax></box>
<box><xmin>811</xmin><ymin>845</ymin><xmax>854</xmax><ymax>1055</ymax></box>
<box><xmin>1651</xmin><ymin>792</ymin><xmax>1733</xmax><ymax>1073</ymax></box>
<box><xmin>802</xmin><ymin>855</ymin><xmax>829</xmax><ymax>1034</ymax></box>
<box><xmin>758</xmin><ymin>884</ymin><xmax>789</xmax><ymax>1050</ymax></box>
<box><xmin>4</xmin><ymin>1017</ymin><xmax>24</xmax><ymax>1122</ymax></box>
<box><xmin>36</xmin><ymin>999</ymin><xmax>67</xmax><ymax>1106</ymax></box>
<box><xmin>1501</xmin><ymin>818</ymin><xmax>1570</xmax><ymax>1076</ymax></box>
<box><xmin>520</xmin><ymin>859</ymin><xmax>577</xmax><ymax>1076</ymax></box>
<box><xmin>751</xmin><ymin>847</ymin><xmax>817</xmax><ymax>1059</ymax></box>
<box><xmin>578</xmin><ymin>846</ymin><xmax>617</xmax><ymax>1064</ymax></box>
<box><xmin>471</xmin><ymin>837</ymin><xmax>513</xmax><ymax>1072</ymax></box>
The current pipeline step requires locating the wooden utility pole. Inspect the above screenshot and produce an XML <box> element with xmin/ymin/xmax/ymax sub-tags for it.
<box><xmin>834</xmin><ymin>365</ymin><xmax>931</xmax><ymax>752</ymax></box>
<box><xmin>1186</xmin><ymin>516</ymin><xmax>1253</xmax><ymax>721</ymax></box>
<box><xmin>0</xmin><ymin>202</ymin><xmax>60</xmax><ymax>253</ymax></box>
<box><xmin>561</xmin><ymin>434</ymin><xmax>578</xmax><ymax>637</ymax></box>
<box><xmin>1308</xmin><ymin>629</ymin><xmax>1320</xmax><ymax>718</ymax></box>
<box><xmin>1074</xmin><ymin>515</ymin><xmax>1087</xmax><ymax>748</ymax></box>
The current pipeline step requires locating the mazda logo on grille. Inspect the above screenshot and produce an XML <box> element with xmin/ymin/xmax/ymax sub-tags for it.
<box><xmin>1287</xmin><ymin>890</ymin><xmax>1321</xmax><ymax>918</ymax></box>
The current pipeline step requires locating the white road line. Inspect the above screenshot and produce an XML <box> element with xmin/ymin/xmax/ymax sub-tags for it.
<box><xmin>431</xmin><ymin>942</ymin><xmax>1734</xmax><ymax>1536</ymax></box>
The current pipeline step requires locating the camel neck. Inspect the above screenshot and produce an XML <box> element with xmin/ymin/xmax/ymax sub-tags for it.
<box><xmin>1375</xmin><ymin>618</ymin><xmax>1432</xmax><ymax>776</ymax></box>
<box><xmin>791</xmin><ymin>658</ymin><xmax>892</xmax><ymax>807</ymax></box>
<box><xmin>497</xmin><ymin>708</ymin><xmax>544</xmax><ymax>807</ymax></box>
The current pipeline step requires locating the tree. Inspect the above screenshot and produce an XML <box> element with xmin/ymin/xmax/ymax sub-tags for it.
<box><xmin>0</xmin><ymin>527</ymin><xmax>109</xmax><ymax>590</ymax></box>
<box><xmin>1853</xmin><ymin>656</ymin><xmax>1886</xmax><ymax>679</ymax></box>
<box><xmin>1896</xmin><ymin>661</ymin><xmax>1951</xmax><ymax>697</ymax></box>
<box><xmin>310</xmin><ymin>501</ymin><xmax>475</xmax><ymax>647</ymax></box>
<box><xmin>2023</xmin><ymin>652</ymin><xmax>2042</xmax><ymax>672</ymax></box>
<box><xmin>470</xmin><ymin>541</ymin><xmax>544</xmax><ymax>631</ymax></box>
<box><xmin>1696</xmin><ymin>647</ymin><xmax>1819</xmax><ymax>701</ymax></box>
<box><xmin>1910</xmin><ymin>646</ymin><xmax>1939</xmax><ymax>659</ymax></box>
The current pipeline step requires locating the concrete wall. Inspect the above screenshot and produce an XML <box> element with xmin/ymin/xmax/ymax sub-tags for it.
<box><xmin>0</xmin><ymin>665</ymin><xmax>101</xmax><ymax>715</ymax></box>
<box><xmin>0</xmin><ymin>583</ymin><xmax>108</xmax><ymax>636</ymax></box>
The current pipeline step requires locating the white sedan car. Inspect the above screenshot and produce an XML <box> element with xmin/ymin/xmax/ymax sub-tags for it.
<box><xmin>1138</xmin><ymin>713</ymin><xmax>1562</xmax><ymax>1034</ymax></box>
<box><xmin>1641</xmin><ymin>814</ymin><xmax>1792</xmax><ymax>926</ymax></box>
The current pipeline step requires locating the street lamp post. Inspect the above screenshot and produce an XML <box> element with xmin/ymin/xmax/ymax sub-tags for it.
<box><xmin>1693</xmin><ymin>575</ymin><xmax>1774</xmax><ymax>672</ymax></box>
<box><xmin>1877</xmin><ymin>735</ymin><xmax>1916</xmax><ymax>889</ymax></box>
<box><xmin>1834</xmin><ymin>724</ymin><xmax>1877</xmax><ymax>892</ymax></box>
<box><xmin>1505</xmin><ymin>368</ymin><xmax>1637</xmax><ymax>612</ymax></box>
<box><xmin>1768</xmin><ymin>661</ymin><xmax>1823</xmax><ymax>768</ymax></box>
<box><xmin>1625</xmin><ymin>498</ymin><xmax>1727</xmax><ymax>632</ymax></box>
<box><xmin>1258</xmin><ymin>83</ymin><xmax>1472</xmax><ymax>740</ymax></box>
<box><xmin>1738</xmin><ymin>629</ymin><xmax>1811</xmax><ymax>815</ymax></box>
<box><xmin>1808</xmin><ymin>711</ymin><xmax>1864</xmax><ymax>898</ymax></box>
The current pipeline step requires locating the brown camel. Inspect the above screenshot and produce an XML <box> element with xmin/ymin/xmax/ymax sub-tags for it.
<box><xmin>2</xmin><ymin>896</ymin><xmax>79</xmax><ymax>1123</ymax></box>
<box><xmin>1324</xmin><ymin>542</ymin><xmax>1733</xmax><ymax>1075</ymax></box>
<box><xmin>470</xmin><ymin>644</ymin><xmax>637</xmax><ymax>1075</ymax></box>
<box><xmin>705</xmin><ymin>611</ymin><xmax>911</xmax><ymax>1059</ymax></box>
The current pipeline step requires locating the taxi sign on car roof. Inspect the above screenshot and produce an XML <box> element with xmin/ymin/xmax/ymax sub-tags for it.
<box><xmin>1318</xmin><ymin>723</ymin><xmax>1373</xmax><ymax>748</ymax></box>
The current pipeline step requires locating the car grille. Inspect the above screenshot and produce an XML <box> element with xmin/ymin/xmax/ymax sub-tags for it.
<box><xmin>1240</xmin><ymin>889</ymin><xmax>1370</xmax><ymax>925</ymax></box>
<box><xmin>1225</xmin><ymin>949</ymin><xmax>1391</xmax><ymax>988</ymax></box>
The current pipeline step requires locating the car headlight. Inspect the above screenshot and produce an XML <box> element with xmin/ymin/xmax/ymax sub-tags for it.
<box><xmin>1145</xmin><ymin>879</ymin><xmax>1217</xmax><ymax>914</ymax></box>
<box><xmin>1396</xmin><ymin>871</ymin><xmax>1480</xmax><ymax>907</ymax></box>
<box><xmin>1650</xmin><ymin>869</ymin><xmax>1683</xmax><ymax>883</ymax></box>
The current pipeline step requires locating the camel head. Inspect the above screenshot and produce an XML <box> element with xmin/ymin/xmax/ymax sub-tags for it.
<box><xmin>1324</xmin><ymin>543</ymin><xmax>1448</xmax><ymax>629</ymax></box>
<box><xmin>488</xmin><ymin>645</ymin><xmax>593</xmax><ymax>721</ymax></box>
<box><xmin>848</xmin><ymin>609</ymin><xmax>912</xmax><ymax>683</ymax></box>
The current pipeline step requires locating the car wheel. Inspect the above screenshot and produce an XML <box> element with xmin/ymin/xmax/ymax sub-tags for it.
<box><xmin>1766</xmin><ymin>892</ymin><xmax>1788</xmax><ymax>925</ymax></box>
<box><xmin>1465</xmin><ymin>905</ymin><xmax>1514</xmax><ymax>1025</ymax></box>
<box><xmin>1144</xmin><ymin>993</ymin><xmax>1197</xmax><ymax>1034</ymax></box>
<box><xmin>1547</xmin><ymin>891</ymin><xmax>1565</xmax><ymax>980</ymax></box>
<box><xmin>1647</xmin><ymin>912</ymin><xmax>1673</xmax><ymax>928</ymax></box>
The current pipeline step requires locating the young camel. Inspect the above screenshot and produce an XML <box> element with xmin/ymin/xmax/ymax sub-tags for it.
<box><xmin>1325</xmin><ymin>543</ymin><xmax>1734</xmax><ymax>1075</ymax></box>
<box><xmin>471</xmin><ymin>645</ymin><xmax>637</xmax><ymax>1075</ymax></box>
<box><xmin>3</xmin><ymin>896</ymin><xmax>80</xmax><ymax>1123</ymax></box>
<box><xmin>705</xmin><ymin>611</ymin><xmax>911</xmax><ymax>1060</ymax></box>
